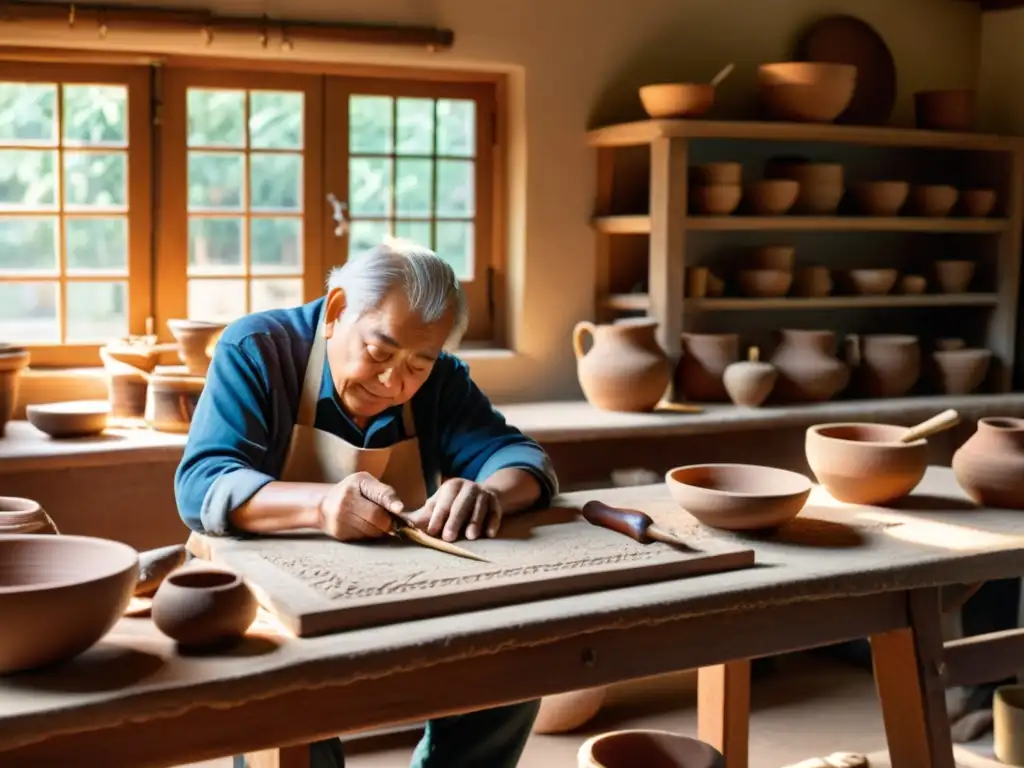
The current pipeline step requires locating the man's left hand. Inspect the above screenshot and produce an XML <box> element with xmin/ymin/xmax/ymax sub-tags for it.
<box><xmin>405</xmin><ymin>478</ymin><xmax>502</xmax><ymax>542</ymax></box>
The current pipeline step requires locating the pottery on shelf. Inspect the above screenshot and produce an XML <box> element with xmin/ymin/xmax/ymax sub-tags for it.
<box><xmin>723</xmin><ymin>347</ymin><xmax>777</xmax><ymax>408</ymax></box>
<box><xmin>847</xmin><ymin>334</ymin><xmax>920</xmax><ymax>398</ymax></box>
<box><xmin>665</xmin><ymin>463</ymin><xmax>812</xmax><ymax>531</ymax></box>
<box><xmin>706</xmin><ymin>272</ymin><xmax>725</xmax><ymax>297</ymax></box>
<box><xmin>167</xmin><ymin>319</ymin><xmax>227</xmax><ymax>376</ymax></box>
<box><xmin>676</xmin><ymin>333</ymin><xmax>738</xmax><ymax>402</ymax></box>
<box><xmin>579</xmin><ymin>730</ymin><xmax>724</xmax><ymax>768</ymax></box>
<box><xmin>934</xmin><ymin>260</ymin><xmax>975</xmax><ymax>293</ymax></box>
<box><xmin>639</xmin><ymin>83</ymin><xmax>714</xmax><ymax>119</ymax></box>
<box><xmin>0</xmin><ymin>345</ymin><xmax>30</xmax><ymax>437</ymax></box>
<box><xmin>534</xmin><ymin>687</ymin><xmax>609</xmax><ymax>734</ymax></box>
<box><xmin>995</xmin><ymin>686</ymin><xmax>1024</xmax><ymax>766</ymax></box>
<box><xmin>899</xmin><ymin>274</ymin><xmax>927</xmax><ymax>294</ymax></box>
<box><xmin>806</xmin><ymin>423</ymin><xmax>929</xmax><ymax>505</ymax></box>
<box><xmin>758</xmin><ymin>62</ymin><xmax>856</xmax><ymax>123</ymax></box>
<box><xmin>736</xmin><ymin>269</ymin><xmax>792</xmax><ymax>298</ymax></box>
<box><xmin>686</xmin><ymin>267</ymin><xmax>709</xmax><ymax>298</ymax></box>
<box><xmin>100</xmin><ymin>346</ymin><xmax>155</xmax><ymax>421</ymax></box>
<box><xmin>693</xmin><ymin>162</ymin><xmax>742</xmax><ymax>186</ymax></box>
<box><xmin>750</xmin><ymin>245</ymin><xmax>795</xmax><ymax>272</ymax></box>
<box><xmin>26</xmin><ymin>400</ymin><xmax>110</xmax><ymax>438</ymax></box>
<box><xmin>931</xmin><ymin>348</ymin><xmax>991</xmax><ymax>395</ymax></box>
<box><xmin>910</xmin><ymin>184</ymin><xmax>958</xmax><ymax>217</ymax></box>
<box><xmin>0</xmin><ymin>497</ymin><xmax>58</xmax><ymax>535</ymax></box>
<box><xmin>842</xmin><ymin>268</ymin><xmax>898</xmax><ymax>296</ymax></box>
<box><xmin>952</xmin><ymin>417</ymin><xmax>1024</xmax><ymax>509</ymax></box>
<box><xmin>692</xmin><ymin>185</ymin><xmax>741</xmax><ymax>215</ymax></box>
<box><xmin>151</xmin><ymin>566</ymin><xmax>258</xmax><ymax>649</ymax></box>
<box><xmin>765</xmin><ymin>161</ymin><xmax>844</xmax><ymax>214</ymax></box>
<box><xmin>745</xmin><ymin>180</ymin><xmax>799</xmax><ymax>215</ymax></box>
<box><xmin>792</xmin><ymin>266</ymin><xmax>832</xmax><ymax>297</ymax></box>
<box><xmin>145</xmin><ymin>370</ymin><xmax>206</xmax><ymax>433</ymax></box>
<box><xmin>914</xmin><ymin>89</ymin><xmax>976</xmax><ymax>132</ymax></box>
<box><xmin>0</xmin><ymin>534</ymin><xmax>138</xmax><ymax>674</ymax></box>
<box><xmin>135</xmin><ymin>544</ymin><xmax>189</xmax><ymax>597</ymax></box>
<box><xmin>574</xmin><ymin>319</ymin><xmax>672</xmax><ymax>412</ymax></box>
<box><xmin>961</xmin><ymin>189</ymin><xmax>996</xmax><ymax>218</ymax></box>
<box><xmin>770</xmin><ymin>329</ymin><xmax>849</xmax><ymax>403</ymax></box>
<box><xmin>936</xmin><ymin>337</ymin><xmax>967</xmax><ymax>351</ymax></box>
<box><xmin>853</xmin><ymin>181</ymin><xmax>909</xmax><ymax>216</ymax></box>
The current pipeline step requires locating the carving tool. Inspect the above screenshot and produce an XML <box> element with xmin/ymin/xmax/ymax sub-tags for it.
<box><xmin>581</xmin><ymin>501</ymin><xmax>697</xmax><ymax>551</ymax></box>
<box><xmin>388</xmin><ymin>513</ymin><xmax>491</xmax><ymax>563</ymax></box>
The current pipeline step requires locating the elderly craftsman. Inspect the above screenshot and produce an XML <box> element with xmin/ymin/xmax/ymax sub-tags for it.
<box><xmin>175</xmin><ymin>240</ymin><xmax>558</xmax><ymax>768</ymax></box>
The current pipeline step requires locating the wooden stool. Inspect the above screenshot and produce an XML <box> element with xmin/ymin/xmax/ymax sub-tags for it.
<box><xmin>578</xmin><ymin>730</ymin><xmax>724</xmax><ymax>768</ymax></box>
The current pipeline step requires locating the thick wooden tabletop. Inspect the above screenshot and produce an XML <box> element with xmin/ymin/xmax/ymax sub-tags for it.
<box><xmin>2</xmin><ymin>466</ymin><xmax>1024</xmax><ymax>764</ymax></box>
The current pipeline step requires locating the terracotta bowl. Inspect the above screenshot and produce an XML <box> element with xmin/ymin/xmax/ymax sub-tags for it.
<box><xmin>961</xmin><ymin>189</ymin><xmax>997</xmax><ymax>218</ymax></box>
<box><xmin>745</xmin><ymin>180</ymin><xmax>799</xmax><ymax>215</ymax></box>
<box><xmin>792</xmin><ymin>266</ymin><xmax>832</xmax><ymax>297</ymax></box>
<box><xmin>0</xmin><ymin>535</ymin><xmax>138</xmax><ymax>674</ymax></box>
<box><xmin>152</xmin><ymin>566</ymin><xmax>258</xmax><ymax>649</ymax></box>
<box><xmin>900</xmin><ymin>274</ymin><xmax>927</xmax><ymax>294</ymax></box>
<box><xmin>853</xmin><ymin>181</ymin><xmax>909</xmax><ymax>216</ymax></box>
<box><xmin>693</xmin><ymin>162</ymin><xmax>742</xmax><ymax>186</ymax></box>
<box><xmin>932</xmin><ymin>348</ymin><xmax>992</xmax><ymax>395</ymax></box>
<box><xmin>914</xmin><ymin>89</ymin><xmax>976</xmax><ymax>132</ymax></box>
<box><xmin>750</xmin><ymin>245</ymin><xmax>795</xmax><ymax>272</ymax></box>
<box><xmin>934</xmin><ymin>259</ymin><xmax>976</xmax><ymax>293</ymax></box>
<box><xmin>579</xmin><ymin>729</ymin><xmax>724</xmax><ymax>768</ymax></box>
<box><xmin>639</xmin><ymin>84</ymin><xmax>714</xmax><ymax>119</ymax></box>
<box><xmin>910</xmin><ymin>184</ymin><xmax>959</xmax><ymax>217</ymax></box>
<box><xmin>845</xmin><ymin>268</ymin><xmax>898</xmax><ymax>296</ymax></box>
<box><xmin>692</xmin><ymin>184</ymin><xmax>741</xmax><ymax>215</ymax></box>
<box><xmin>765</xmin><ymin>161</ymin><xmax>844</xmax><ymax>214</ymax></box>
<box><xmin>665</xmin><ymin>463</ymin><xmax>812</xmax><ymax>531</ymax></box>
<box><xmin>737</xmin><ymin>269</ymin><xmax>792</xmax><ymax>298</ymax></box>
<box><xmin>26</xmin><ymin>400</ymin><xmax>110</xmax><ymax>438</ymax></box>
<box><xmin>757</xmin><ymin>63</ymin><xmax>856</xmax><ymax>123</ymax></box>
<box><xmin>805</xmin><ymin>423</ymin><xmax>929</xmax><ymax>505</ymax></box>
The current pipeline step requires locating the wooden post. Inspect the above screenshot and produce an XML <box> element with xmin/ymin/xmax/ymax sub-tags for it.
<box><xmin>648</xmin><ymin>137</ymin><xmax>688</xmax><ymax>376</ymax></box>
<box><xmin>989</xmin><ymin>147</ymin><xmax>1023</xmax><ymax>390</ymax></box>
<box><xmin>594</xmin><ymin>147</ymin><xmax>616</xmax><ymax>324</ymax></box>
<box><xmin>698</xmin><ymin>660</ymin><xmax>750</xmax><ymax>768</ymax></box>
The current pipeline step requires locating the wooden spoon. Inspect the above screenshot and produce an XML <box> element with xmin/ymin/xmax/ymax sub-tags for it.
<box><xmin>710</xmin><ymin>63</ymin><xmax>735</xmax><ymax>88</ymax></box>
<box><xmin>900</xmin><ymin>409</ymin><xmax>960</xmax><ymax>444</ymax></box>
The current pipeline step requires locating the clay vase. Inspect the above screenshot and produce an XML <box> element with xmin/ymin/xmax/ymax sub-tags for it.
<box><xmin>574</xmin><ymin>319</ymin><xmax>671</xmax><ymax>412</ymax></box>
<box><xmin>167</xmin><ymin>319</ymin><xmax>227</xmax><ymax>376</ymax></box>
<box><xmin>723</xmin><ymin>347</ymin><xmax>777</xmax><ymax>407</ymax></box>
<box><xmin>847</xmin><ymin>334</ymin><xmax>920</xmax><ymax>398</ymax></box>
<box><xmin>769</xmin><ymin>329</ymin><xmax>849</xmax><ymax>403</ymax></box>
<box><xmin>675</xmin><ymin>333</ymin><xmax>738</xmax><ymax>402</ymax></box>
<box><xmin>533</xmin><ymin>687</ymin><xmax>608</xmax><ymax>734</ymax></box>
<box><xmin>579</xmin><ymin>730</ymin><xmax>724</xmax><ymax>768</ymax></box>
<box><xmin>0</xmin><ymin>497</ymin><xmax>58</xmax><ymax>535</ymax></box>
<box><xmin>152</xmin><ymin>566</ymin><xmax>258</xmax><ymax>649</ymax></box>
<box><xmin>0</xmin><ymin>345</ymin><xmax>30</xmax><ymax>436</ymax></box>
<box><xmin>952</xmin><ymin>417</ymin><xmax>1024</xmax><ymax>509</ymax></box>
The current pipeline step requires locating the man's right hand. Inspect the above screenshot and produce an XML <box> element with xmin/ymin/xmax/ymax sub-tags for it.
<box><xmin>317</xmin><ymin>472</ymin><xmax>404</xmax><ymax>541</ymax></box>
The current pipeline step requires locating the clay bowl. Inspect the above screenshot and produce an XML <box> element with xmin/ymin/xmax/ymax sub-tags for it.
<box><xmin>934</xmin><ymin>259</ymin><xmax>976</xmax><ymax>293</ymax></box>
<box><xmin>805</xmin><ymin>423</ymin><xmax>929</xmax><ymax>505</ymax></box>
<box><xmin>757</xmin><ymin>63</ymin><xmax>856</xmax><ymax>123</ymax></box>
<box><xmin>736</xmin><ymin>269</ymin><xmax>792</xmax><ymax>298</ymax></box>
<box><xmin>579</xmin><ymin>729</ymin><xmax>724</xmax><ymax>768</ymax></box>
<box><xmin>745</xmin><ymin>180</ymin><xmax>799</xmax><ymax>215</ymax></box>
<box><xmin>0</xmin><ymin>535</ymin><xmax>138</xmax><ymax>674</ymax></box>
<box><xmin>910</xmin><ymin>184</ymin><xmax>958</xmax><ymax>217</ymax></box>
<box><xmin>844</xmin><ymin>268</ymin><xmax>898</xmax><ymax>296</ymax></box>
<box><xmin>152</xmin><ymin>566</ymin><xmax>258</xmax><ymax>649</ymax></box>
<box><xmin>693</xmin><ymin>162</ymin><xmax>742</xmax><ymax>186</ymax></box>
<box><xmin>932</xmin><ymin>348</ymin><xmax>992</xmax><ymax>395</ymax></box>
<box><xmin>899</xmin><ymin>275</ymin><xmax>927</xmax><ymax>295</ymax></box>
<box><xmin>914</xmin><ymin>89</ymin><xmax>976</xmax><ymax>132</ymax></box>
<box><xmin>26</xmin><ymin>400</ymin><xmax>110</xmax><ymax>438</ymax></box>
<box><xmin>961</xmin><ymin>188</ymin><xmax>997</xmax><ymax>218</ymax></box>
<box><xmin>750</xmin><ymin>245</ymin><xmax>795</xmax><ymax>272</ymax></box>
<box><xmin>665</xmin><ymin>463</ymin><xmax>812</xmax><ymax>531</ymax></box>
<box><xmin>853</xmin><ymin>181</ymin><xmax>909</xmax><ymax>217</ymax></box>
<box><xmin>765</xmin><ymin>161</ymin><xmax>844</xmax><ymax>214</ymax></box>
<box><xmin>692</xmin><ymin>184</ymin><xmax>741</xmax><ymax>215</ymax></box>
<box><xmin>792</xmin><ymin>266</ymin><xmax>832</xmax><ymax>297</ymax></box>
<box><xmin>639</xmin><ymin>83</ymin><xmax>715</xmax><ymax>119</ymax></box>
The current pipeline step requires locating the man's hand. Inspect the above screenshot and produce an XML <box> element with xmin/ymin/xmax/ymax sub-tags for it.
<box><xmin>318</xmin><ymin>472</ymin><xmax>403</xmax><ymax>541</ymax></box>
<box><xmin>405</xmin><ymin>478</ymin><xmax>502</xmax><ymax>542</ymax></box>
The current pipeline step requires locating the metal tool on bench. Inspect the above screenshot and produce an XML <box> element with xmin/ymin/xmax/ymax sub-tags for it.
<box><xmin>581</xmin><ymin>501</ymin><xmax>697</xmax><ymax>551</ymax></box>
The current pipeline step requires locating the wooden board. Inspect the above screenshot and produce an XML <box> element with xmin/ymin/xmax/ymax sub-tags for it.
<box><xmin>190</xmin><ymin>505</ymin><xmax>755</xmax><ymax>637</ymax></box>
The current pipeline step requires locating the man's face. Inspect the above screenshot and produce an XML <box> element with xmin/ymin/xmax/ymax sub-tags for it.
<box><xmin>324</xmin><ymin>287</ymin><xmax>454</xmax><ymax>422</ymax></box>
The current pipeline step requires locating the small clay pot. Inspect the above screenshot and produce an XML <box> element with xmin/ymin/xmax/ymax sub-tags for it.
<box><xmin>995</xmin><ymin>685</ymin><xmax>1024</xmax><ymax>765</ymax></box>
<box><xmin>910</xmin><ymin>184</ymin><xmax>958</xmax><ymax>217</ymax></box>
<box><xmin>0</xmin><ymin>345</ymin><xmax>30</xmax><ymax>437</ymax></box>
<box><xmin>152</xmin><ymin>566</ymin><xmax>258</xmax><ymax>649</ymax></box>
<box><xmin>750</xmin><ymin>245</ymin><xmax>795</xmax><ymax>272</ymax></box>
<box><xmin>676</xmin><ymin>333</ymin><xmax>739</xmax><ymax>402</ymax></box>
<box><xmin>765</xmin><ymin>161</ymin><xmax>844</xmax><ymax>214</ymax></box>
<box><xmin>899</xmin><ymin>275</ymin><xmax>927</xmax><ymax>295</ymax></box>
<box><xmin>853</xmin><ymin>181</ymin><xmax>909</xmax><ymax>217</ymax></box>
<box><xmin>167</xmin><ymin>319</ymin><xmax>227</xmax><ymax>376</ymax></box>
<box><xmin>792</xmin><ymin>266</ymin><xmax>832</xmax><ymax>297</ymax></box>
<box><xmin>745</xmin><ymin>180</ymin><xmax>799</xmax><ymax>215</ymax></box>
<box><xmin>693</xmin><ymin>162</ymin><xmax>741</xmax><ymax>186</ymax></box>
<box><xmin>534</xmin><ymin>687</ymin><xmax>608</xmax><ymax>734</ymax></box>
<box><xmin>934</xmin><ymin>260</ymin><xmax>976</xmax><ymax>293</ymax></box>
<box><xmin>931</xmin><ymin>348</ymin><xmax>991</xmax><ymax>395</ymax></box>
<box><xmin>579</xmin><ymin>730</ymin><xmax>724</xmax><ymax>768</ymax></box>
<box><xmin>145</xmin><ymin>371</ymin><xmax>206</xmax><ymax>433</ymax></box>
<box><xmin>843</xmin><ymin>268</ymin><xmax>897</xmax><ymax>296</ymax></box>
<box><xmin>914</xmin><ymin>89</ymin><xmax>976</xmax><ymax>132</ymax></box>
<box><xmin>935</xmin><ymin>337</ymin><xmax>967</xmax><ymax>351</ymax></box>
<box><xmin>639</xmin><ymin>83</ymin><xmax>714</xmax><ymax>119</ymax></box>
<box><xmin>723</xmin><ymin>347</ymin><xmax>777</xmax><ymax>408</ymax></box>
<box><xmin>847</xmin><ymin>334</ymin><xmax>921</xmax><ymax>398</ymax></box>
<box><xmin>0</xmin><ymin>497</ymin><xmax>58</xmax><ymax>535</ymax></box>
<box><xmin>692</xmin><ymin>185</ymin><xmax>741</xmax><ymax>215</ymax></box>
<box><xmin>758</xmin><ymin>63</ymin><xmax>856</xmax><ymax>123</ymax></box>
<box><xmin>26</xmin><ymin>400</ymin><xmax>110</xmax><ymax>438</ymax></box>
<box><xmin>961</xmin><ymin>189</ymin><xmax>996</xmax><ymax>218</ymax></box>
<box><xmin>736</xmin><ymin>269</ymin><xmax>792</xmax><ymax>298</ymax></box>
<box><xmin>952</xmin><ymin>417</ymin><xmax>1024</xmax><ymax>509</ymax></box>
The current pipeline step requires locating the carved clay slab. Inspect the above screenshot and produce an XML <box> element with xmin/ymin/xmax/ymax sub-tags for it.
<box><xmin>192</xmin><ymin>506</ymin><xmax>755</xmax><ymax>637</ymax></box>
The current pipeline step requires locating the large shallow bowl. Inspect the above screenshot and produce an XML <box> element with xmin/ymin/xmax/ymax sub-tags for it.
<box><xmin>758</xmin><ymin>63</ymin><xmax>856</xmax><ymax>123</ymax></box>
<box><xmin>26</xmin><ymin>399</ymin><xmax>110</xmax><ymax>438</ymax></box>
<box><xmin>665</xmin><ymin>463</ymin><xmax>812</xmax><ymax>530</ymax></box>
<box><xmin>0</xmin><ymin>535</ymin><xmax>139</xmax><ymax>673</ymax></box>
<box><xmin>806</xmin><ymin>423</ymin><xmax>928</xmax><ymax>505</ymax></box>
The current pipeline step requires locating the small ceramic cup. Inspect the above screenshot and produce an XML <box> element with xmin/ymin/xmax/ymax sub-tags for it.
<box><xmin>152</xmin><ymin>566</ymin><xmax>258</xmax><ymax>649</ymax></box>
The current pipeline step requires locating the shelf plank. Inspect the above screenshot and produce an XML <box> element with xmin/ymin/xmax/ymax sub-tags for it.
<box><xmin>592</xmin><ymin>215</ymin><xmax>651</xmax><ymax>234</ymax></box>
<box><xmin>685</xmin><ymin>216</ymin><xmax>1009</xmax><ymax>233</ymax></box>
<box><xmin>586</xmin><ymin>119</ymin><xmax>1024</xmax><ymax>152</ymax></box>
<box><xmin>601</xmin><ymin>293</ymin><xmax>999</xmax><ymax>312</ymax></box>
<box><xmin>605</xmin><ymin>293</ymin><xmax>652</xmax><ymax>311</ymax></box>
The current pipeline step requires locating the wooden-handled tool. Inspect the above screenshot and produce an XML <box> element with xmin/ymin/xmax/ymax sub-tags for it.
<box><xmin>581</xmin><ymin>501</ymin><xmax>696</xmax><ymax>551</ymax></box>
<box><xmin>389</xmin><ymin>512</ymin><xmax>491</xmax><ymax>563</ymax></box>
<box><xmin>900</xmin><ymin>409</ymin><xmax>960</xmax><ymax>444</ymax></box>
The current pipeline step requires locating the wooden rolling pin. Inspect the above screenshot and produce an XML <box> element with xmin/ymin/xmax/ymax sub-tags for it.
<box><xmin>581</xmin><ymin>501</ymin><xmax>696</xmax><ymax>551</ymax></box>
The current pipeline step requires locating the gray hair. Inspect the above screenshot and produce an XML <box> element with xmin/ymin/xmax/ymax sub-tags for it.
<box><xmin>326</xmin><ymin>237</ymin><xmax>469</xmax><ymax>347</ymax></box>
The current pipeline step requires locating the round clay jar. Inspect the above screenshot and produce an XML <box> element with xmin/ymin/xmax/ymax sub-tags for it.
<box><xmin>0</xmin><ymin>497</ymin><xmax>59</xmax><ymax>535</ymax></box>
<box><xmin>152</xmin><ymin>566</ymin><xmax>258</xmax><ymax>649</ymax></box>
<box><xmin>952</xmin><ymin>417</ymin><xmax>1024</xmax><ymax>510</ymax></box>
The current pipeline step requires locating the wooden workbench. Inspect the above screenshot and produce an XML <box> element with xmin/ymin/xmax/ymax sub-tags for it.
<box><xmin>1</xmin><ymin>467</ymin><xmax>1023</xmax><ymax>767</ymax></box>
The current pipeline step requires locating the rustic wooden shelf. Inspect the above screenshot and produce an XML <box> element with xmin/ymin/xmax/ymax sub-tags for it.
<box><xmin>603</xmin><ymin>293</ymin><xmax>999</xmax><ymax>313</ymax></box>
<box><xmin>592</xmin><ymin>215</ymin><xmax>1009</xmax><ymax>234</ymax></box>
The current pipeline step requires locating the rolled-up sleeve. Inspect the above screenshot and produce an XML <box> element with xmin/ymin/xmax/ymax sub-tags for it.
<box><xmin>174</xmin><ymin>336</ymin><xmax>276</xmax><ymax>535</ymax></box>
<box><xmin>437</xmin><ymin>359</ymin><xmax>559</xmax><ymax>507</ymax></box>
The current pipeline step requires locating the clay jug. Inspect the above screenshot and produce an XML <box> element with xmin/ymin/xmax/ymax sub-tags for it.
<box><xmin>675</xmin><ymin>333</ymin><xmax>738</xmax><ymax>402</ymax></box>
<box><xmin>573</xmin><ymin>319</ymin><xmax>671</xmax><ymax>412</ymax></box>
<box><xmin>847</xmin><ymin>334</ymin><xmax>920</xmax><ymax>398</ymax></box>
<box><xmin>0</xmin><ymin>497</ymin><xmax>59</xmax><ymax>535</ymax></box>
<box><xmin>770</xmin><ymin>329</ymin><xmax>849</xmax><ymax>402</ymax></box>
<box><xmin>952</xmin><ymin>417</ymin><xmax>1024</xmax><ymax>509</ymax></box>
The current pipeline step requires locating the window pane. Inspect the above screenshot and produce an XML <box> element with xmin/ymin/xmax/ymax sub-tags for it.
<box><xmin>0</xmin><ymin>150</ymin><xmax>56</xmax><ymax>209</ymax></box>
<box><xmin>348</xmin><ymin>220</ymin><xmax>388</xmax><ymax>258</ymax></box>
<box><xmin>437</xmin><ymin>99</ymin><xmax>475</xmax><ymax>157</ymax></box>
<box><xmin>0</xmin><ymin>281</ymin><xmax>58</xmax><ymax>342</ymax></box>
<box><xmin>66</xmin><ymin>217</ymin><xmax>128</xmax><ymax>273</ymax></box>
<box><xmin>349</xmin><ymin>157</ymin><xmax>391</xmax><ymax>216</ymax></box>
<box><xmin>436</xmin><ymin>159</ymin><xmax>474</xmax><ymax>217</ymax></box>
<box><xmin>250</xmin><ymin>91</ymin><xmax>303</xmax><ymax>150</ymax></box>
<box><xmin>394</xmin><ymin>220</ymin><xmax>432</xmax><ymax>249</ymax></box>
<box><xmin>0</xmin><ymin>83</ymin><xmax>57</xmax><ymax>144</ymax></box>
<box><xmin>0</xmin><ymin>217</ymin><xmax>57</xmax><ymax>272</ymax></box>
<box><xmin>188</xmin><ymin>217</ymin><xmax>243</xmax><ymax>275</ymax></box>
<box><xmin>188</xmin><ymin>152</ymin><xmax>244</xmax><ymax>210</ymax></box>
<box><xmin>436</xmin><ymin>221</ymin><xmax>474</xmax><ymax>280</ymax></box>
<box><xmin>251</xmin><ymin>218</ymin><xmax>301</xmax><ymax>273</ymax></box>
<box><xmin>63</xmin><ymin>151</ymin><xmax>127</xmax><ymax>209</ymax></box>
<box><xmin>395</xmin><ymin>158</ymin><xmax>433</xmax><ymax>217</ymax></box>
<box><xmin>250</xmin><ymin>153</ymin><xmax>301</xmax><ymax>212</ymax></box>
<box><xmin>187</xmin><ymin>89</ymin><xmax>245</xmax><ymax>148</ymax></box>
<box><xmin>63</xmin><ymin>85</ymin><xmax>127</xmax><ymax>146</ymax></box>
<box><xmin>251</xmin><ymin>278</ymin><xmax>302</xmax><ymax>312</ymax></box>
<box><xmin>188</xmin><ymin>278</ymin><xmax>246</xmax><ymax>323</ymax></box>
<box><xmin>66</xmin><ymin>280</ymin><xmax>127</xmax><ymax>341</ymax></box>
<box><xmin>350</xmin><ymin>95</ymin><xmax>392</xmax><ymax>154</ymax></box>
<box><xmin>396</xmin><ymin>98</ymin><xmax>434</xmax><ymax>155</ymax></box>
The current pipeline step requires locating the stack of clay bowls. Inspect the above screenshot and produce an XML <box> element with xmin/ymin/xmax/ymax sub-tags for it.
<box><xmin>737</xmin><ymin>245</ymin><xmax>794</xmax><ymax>298</ymax></box>
<box><xmin>930</xmin><ymin>338</ymin><xmax>991</xmax><ymax>395</ymax></box>
<box><xmin>758</xmin><ymin>62</ymin><xmax>856</xmax><ymax>123</ymax></box>
<box><xmin>934</xmin><ymin>259</ymin><xmax>975</xmax><ymax>293</ymax></box>
<box><xmin>765</xmin><ymin>159</ymin><xmax>844</xmax><ymax>214</ymax></box>
<box><xmin>691</xmin><ymin>162</ymin><xmax>742</xmax><ymax>216</ymax></box>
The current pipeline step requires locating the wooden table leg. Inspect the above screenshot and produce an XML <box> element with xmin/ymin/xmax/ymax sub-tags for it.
<box><xmin>698</xmin><ymin>660</ymin><xmax>750</xmax><ymax>768</ymax></box>
<box><xmin>244</xmin><ymin>745</ymin><xmax>311</xmax><ymax>768</ymax></box>
<box><xmin>870</xmin><ymin>588</ymin><xmax>955</xmax><ymax>768</ymax></box>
